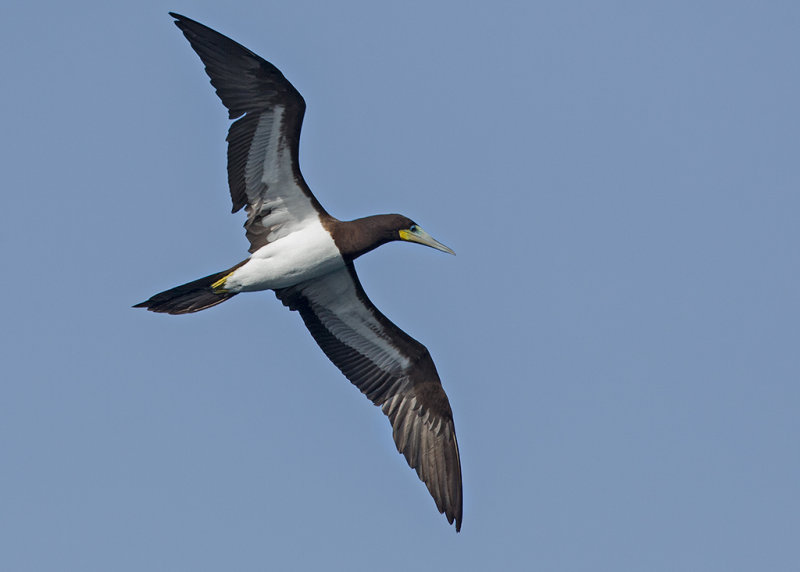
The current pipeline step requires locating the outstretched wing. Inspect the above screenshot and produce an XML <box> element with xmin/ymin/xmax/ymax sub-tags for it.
<box><xmin>171</xmin><ymin>13</ymin><xmax>327</xmax><ymax>253</ymax></box>
<box><xmin>276</xmin><ymin>265</ymin><xmax>463</xmax><ymax>531</ymax></box>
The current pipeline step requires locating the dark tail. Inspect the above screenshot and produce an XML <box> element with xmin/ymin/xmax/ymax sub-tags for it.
<box><xmin>133</xmin><ymin>266</ymin><xmax>241</xmax><ymax>315</ymax></box>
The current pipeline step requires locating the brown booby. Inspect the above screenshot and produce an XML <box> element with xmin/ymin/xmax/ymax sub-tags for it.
<box><xmin>135</xmin><ymin>13</ymin><xmax>462</xmax><ymax>531</ymax></box>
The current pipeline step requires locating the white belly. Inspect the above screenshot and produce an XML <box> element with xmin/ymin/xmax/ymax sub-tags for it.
<box><xmin>225</xmin><ymin>218</ymin><xmax>344</xmax><ymax>291</ymax></box>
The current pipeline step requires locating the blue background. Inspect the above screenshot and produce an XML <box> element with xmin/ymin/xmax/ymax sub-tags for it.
<box><xmin>2</xmin><ymin>1</ymin><xmax>798</xmax><ymax>570</ymax></box>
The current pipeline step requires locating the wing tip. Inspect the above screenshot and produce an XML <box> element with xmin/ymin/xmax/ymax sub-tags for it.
<box><xmin>168</xmin><ymin>12</ymin><xmax>208</xmax><ymax>37</ymax></box>
<box><xmin>442</xmin><ymin>479</ymin><xmax>464</xmax><ymax>533</ymax></box>
<box><xmin>168</xmin><ymin>12</ymin><xmax>188</xmax><ymax>28</ymax></box>
<box><xmin>168</xmin><ymin>11</ymin><xmax>189</xmax><ymax>23</ymax></box>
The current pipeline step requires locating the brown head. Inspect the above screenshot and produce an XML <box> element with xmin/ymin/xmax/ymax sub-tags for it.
<box><xmin>329</xmin><ymin>214</ymin><xmax>455</xmax><ymax>261</ymax></box>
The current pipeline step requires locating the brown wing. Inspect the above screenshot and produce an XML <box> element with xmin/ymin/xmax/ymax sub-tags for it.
<box><xmin>276</xmin><ymin>264</ymin><xmax>463</xmax><ymax>531</ymax></box>
<box><xmin>171</xmin><ymin>13</ymin><xmax>327</xmax><ymax>253</ymax></box>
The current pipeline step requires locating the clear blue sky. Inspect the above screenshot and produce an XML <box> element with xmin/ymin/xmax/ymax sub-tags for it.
<box><xmin>2</xmin><ymin>1</ymin><xmax>798</xmax><ymax>570</ymax></box>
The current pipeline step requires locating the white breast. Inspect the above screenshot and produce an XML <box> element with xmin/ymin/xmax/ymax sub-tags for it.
<box><xmin>225</xmin><ymin>217</ymin><xmax>344</xmax><ymax>292</ymax></box>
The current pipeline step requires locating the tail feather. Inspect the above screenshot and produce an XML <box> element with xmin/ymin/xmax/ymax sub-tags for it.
<box><xmin>134</xmin><ymin>266</ymin><xmax>241</xmax><ymax>315</ymax></box>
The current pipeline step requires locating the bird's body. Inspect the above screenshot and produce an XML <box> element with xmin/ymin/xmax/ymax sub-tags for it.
<box><xmin>136</xmin><ymin>13</ymin><xmax>463</xmax><ymax>531</ymax></box>
<box><xmin>222</xmin><ymin>217</ymin><xmax>343</xmax><ymax>291</ymax></box>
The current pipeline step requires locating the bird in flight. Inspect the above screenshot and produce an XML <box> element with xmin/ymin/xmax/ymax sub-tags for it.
<box><xmin>135</xmin><ymin>13</ymin><xmax>463</xmax><ymax>531</ymax></box>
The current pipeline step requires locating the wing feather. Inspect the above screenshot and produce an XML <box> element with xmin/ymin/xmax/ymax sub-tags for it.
<box><xmin>276</xmin><ymin>265</ymin><xmax>463</xmax><ymax>530</ymax></box>
<box><xmin>171</xmin><ymin>13</ymin><xmax>327</xmax><ymax>252</ymax></box>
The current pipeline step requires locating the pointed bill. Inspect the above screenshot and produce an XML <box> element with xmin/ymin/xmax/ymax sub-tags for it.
<box><xmin>399</xmin><ymin>226</ymin><xmax>455</xmax><ymax>255</ymax></box>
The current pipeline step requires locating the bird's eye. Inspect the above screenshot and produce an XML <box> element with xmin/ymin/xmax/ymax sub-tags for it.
<box><xmin>410</xmin><ymin>225</ymin><xmax>419</xmax><ymax>233</ymax></box>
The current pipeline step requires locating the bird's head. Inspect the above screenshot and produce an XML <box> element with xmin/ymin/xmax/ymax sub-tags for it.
<box><xmin>338</xmin><ymin>214</ymin><xmax>455</xmax><ymax>260</ymax></box>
